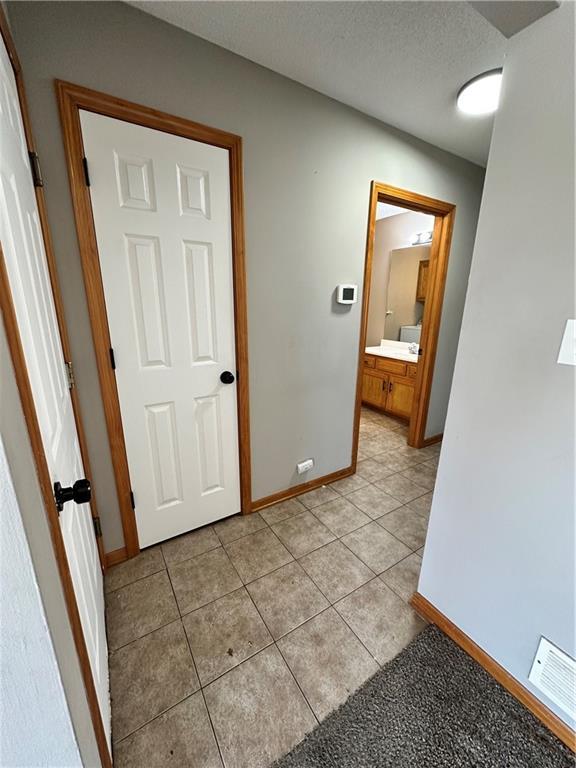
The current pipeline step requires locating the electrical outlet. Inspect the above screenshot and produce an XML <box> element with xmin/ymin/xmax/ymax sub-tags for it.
<box><xmin>297</xmin><ymin>458</ymin><xmax>314</xmax><ymax>475</ymax></box>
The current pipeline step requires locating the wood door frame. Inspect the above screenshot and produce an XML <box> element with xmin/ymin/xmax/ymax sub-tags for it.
<box><xmin>352</xmin><ymin>181</ymin><xmax>455</xmax><ymax>466</ymax></box>
<box><xmin>56</xmin><ymin>81</ymin><xmax>252</xmax><ymax>558</ymax></box>
<box><xmin>0</xmin><ymin>15</ymin><xmax>111</xmax><ymax>767</ymax></box>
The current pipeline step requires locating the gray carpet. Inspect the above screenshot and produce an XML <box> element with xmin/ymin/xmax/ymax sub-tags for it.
<box><xmin>276</xmin><ymin>626</ymin><xmax>573</xmax><ymax>768</ymax></box>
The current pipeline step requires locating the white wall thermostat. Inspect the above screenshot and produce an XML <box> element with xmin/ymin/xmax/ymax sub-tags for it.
<box><xmin>336</xmin><ymin>284</ymin><xmax>358</xmax><ymax>304</ymax></box>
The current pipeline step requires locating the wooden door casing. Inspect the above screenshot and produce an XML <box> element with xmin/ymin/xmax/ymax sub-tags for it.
<box><xmin>56</xmin><ymin>81</ymin><xmax>251</xmax><ymax>560</ymax></box>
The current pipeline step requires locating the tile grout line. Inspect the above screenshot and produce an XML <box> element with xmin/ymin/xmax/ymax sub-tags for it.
<box><xmin>175</xmin><ymin>573</ymin><xmax>227</xmax><ymax>768</ymax></box>
<box><xmin>112</xmin><ymin>690</ymin><xmax>200</xmax><ymax>747</ymax></box>
<box><xmin>113</xmin><ymin>547</ymin><xmax>228</xmax><ymax>767</ymax></box>
<box><xmin>273</xmin><ymin>636</ymin><xmax>321</xmax><ymax>726</ymax></box>
<box><xmin>179</xmin><ymin>583</ymin><xmax>277</xmax><ymax>690</ymax></box>
<box><xmin>222</xmin><ymin>526</ymin><xmax>296</xmax><ymax>585</ymax></box>
<box><xmin>331</xmin><ymin>575</ymin><xmax>386</xmax><ymax>667</ymax></box>
<box><xmin>281</xmin><ymin>599</ymin><xmax>383</xmax><ymax>682</ymax></box>
<box><xmin>105</xmin><ymin>562</ymin><xmax>167</xmax><ymax>596</ymax></box>
<box><xmin>197</xmin><ymin>688</ymin><xmax>226</xmax><ymax>768</ymax></box>
<box><xmin>337</xmin><ymin>511</ymin><xmax>423</xmax><ymax>562</ymax></box>
<box><xmin>213</xmin><ymin>518</ymin><xmax>269</xmax><ymax>548</ymax></box>
<box><xmin>240</xmin><ymin>581</ymin><xmax>320</xmax><ymax>725</ymax></box>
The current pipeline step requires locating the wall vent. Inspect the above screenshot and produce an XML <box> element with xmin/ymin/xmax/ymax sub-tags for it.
<box><xmin>528</xmin><ymin>636</ymin><xmax>576</xmax><ymax>719</ymax></box>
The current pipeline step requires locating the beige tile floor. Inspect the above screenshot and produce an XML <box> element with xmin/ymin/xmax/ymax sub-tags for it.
<box><xmin>106</xmin><ymin>407</ymin><xmax>440</xmax><ymax>768</ymax></box>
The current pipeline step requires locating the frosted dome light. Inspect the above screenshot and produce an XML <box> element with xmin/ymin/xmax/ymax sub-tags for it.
<box><xmin>457</xmin><ymin>69</ymin><xmax>503</xmax><ymax>116</ymax></box>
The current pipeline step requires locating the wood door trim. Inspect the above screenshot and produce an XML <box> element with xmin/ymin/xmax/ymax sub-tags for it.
<box><xmin>104</xmin><ymin>547</ymin><xmax>128</xmax><ymax>568</ymax></box>
<box><xmin>410</xmin><ymin>210</ymin><xmax>455</xmax><ymax>447</ymax></box>
<box><xmin>0</xmin><ymin>249</ymin><xmax>112</xmax><ymax>768</ymax></box>
<box><xmin>55</xmin><ymin>81</ymin><xmax>252</xmax><ymax>557</ymax></box>
<box><xmin>353</xmin><ymin>181</ymin><xmax>455</xmax><ymax>466</ymax></box>
<box><xmin>422</xmin><ymin>433</ymin><xmax>443</xmax><ymax>447</ymax></box>
<box><xmin>410</xmin><ymin>592</ymin><xmax>576</xmax><ymax>751</ymax></box>
<box><xmin>0</xmin><ymin>12</ymin><xmax>105</xmax><ymax>570</ymax></box>
<box><xmin>0</xmin><ymin>16</ymin><xmax>111</xmax><ymax>768</ymax></box>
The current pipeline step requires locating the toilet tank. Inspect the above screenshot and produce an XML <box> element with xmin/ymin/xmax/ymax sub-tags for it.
<box><xmin>400</xmin><ymin>325</ymin><xmax>422</xmax><ymax>343</ymax></box>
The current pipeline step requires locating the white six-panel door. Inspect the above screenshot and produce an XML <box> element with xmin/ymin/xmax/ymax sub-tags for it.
<box><xmin>80</xmin><ymin>111</ymin><xmax>241</xmax><ymax>548</ymax></box>
<box><xmin>0</xmin><ymin>42</ymin><xmax>110</xmax><ymax>743</ymax></box>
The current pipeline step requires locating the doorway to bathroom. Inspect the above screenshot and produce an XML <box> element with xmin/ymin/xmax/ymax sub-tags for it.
<box><xmin>363</xmin><ymin>201</ymin><xmax>434</xmax><ymax>425</ymax></box>
<box><xmin>352</xmin><ymin>182</ymin><xmax>455</xmax><ymax>464</ymax></box>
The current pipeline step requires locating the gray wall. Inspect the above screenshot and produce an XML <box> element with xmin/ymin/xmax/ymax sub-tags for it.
<box><xmin>9</xmin><ymin>1</ymin><xmax>484</xmax><ymax>551</ymax></box>
<box><xmin>0</xmin><ymin>323</ymin><xmax>101</xmax><ymax>765</ymax></box>
<box><xmin>419</xmin><ymin>2</ymin><xmax>575</xmax><ymax>727</ymax></box>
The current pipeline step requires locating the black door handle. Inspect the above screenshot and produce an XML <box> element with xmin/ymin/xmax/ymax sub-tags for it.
<box><xmin>220</xmin><ymin>371</ymin><xmax>235</xmax><ymax>384</ymax></box>
<box><xmin>54</xmin><ymin>478</ymin><xmax>91</xmax><ymax>512</ymax></box>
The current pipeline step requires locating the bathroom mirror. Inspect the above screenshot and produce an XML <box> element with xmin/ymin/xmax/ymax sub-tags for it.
<box><xmin>383</xmin><ymin>245</ymin><xmax>430</xmax><ymax>343</ymax></box>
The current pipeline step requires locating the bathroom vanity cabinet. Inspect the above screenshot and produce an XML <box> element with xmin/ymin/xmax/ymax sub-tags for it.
<box><xmin>362</xmin><ymin>353</ymin><xmax>417</xmax><ymax>419</ymax></box>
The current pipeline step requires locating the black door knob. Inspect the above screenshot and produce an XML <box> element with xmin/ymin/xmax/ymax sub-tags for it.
<box><xmin>54</xmin><ymin>478</ymin><xmax>92</xmax><ymax>512</ymax></box>
<box><xmin>220</xmin><ymin>371</ymin><xmax>235</xmax><ymax>384</ymax></box>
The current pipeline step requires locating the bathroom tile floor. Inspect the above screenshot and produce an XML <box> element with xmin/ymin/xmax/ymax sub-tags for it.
<box><xmin>106</xmin><ymin>407</ymin><xmax>440</xmax><ymax>768</ymax></box>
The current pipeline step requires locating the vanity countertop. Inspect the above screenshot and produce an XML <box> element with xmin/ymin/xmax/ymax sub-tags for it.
<box><xmin>365</xmin><ymin>345</ymin><xmax>419</xmax><ymax>364</ymax></box>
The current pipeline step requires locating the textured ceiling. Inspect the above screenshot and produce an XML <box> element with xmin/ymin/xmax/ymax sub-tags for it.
<box><xmin>128</xmin><ymin>1</ymin><xmax>508</xmax><ymax>166</ymax></box>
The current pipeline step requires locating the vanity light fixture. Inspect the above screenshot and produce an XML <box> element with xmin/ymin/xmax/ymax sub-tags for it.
<box><xmin>411</xmin><ymin>231</ymin><xmax>433</xmax><ymax>246</ymax></box>
<box><xmin>457</xmin><ymin>68</ymin><xmax>503</xmax><ymax>116</ymax></box>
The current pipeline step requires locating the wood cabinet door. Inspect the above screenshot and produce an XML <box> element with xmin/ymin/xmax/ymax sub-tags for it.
<box><xmin>416</xmin><ymin>259</ymin><xmax>430</xmax><ymax>302</ymax></box>
<box><xmin>362</xmin><ymin>372</ymin><xmax>387</xmax><ymax>408</ymax></box>
<box><xmin>386</xmin><ymin>376</ymin><xmax>414</xmax><ymax>418</ymax></box>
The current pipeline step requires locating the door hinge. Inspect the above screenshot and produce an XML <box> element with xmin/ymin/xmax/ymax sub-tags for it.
<box><xmin>82</xmin><ymin>156</ymin><xmax>91</xmax><ymax>186</ymax></box>
<box><xmin>109</xmin><ymin>347</ymin><xmax>116</xmax><ymax>370</ymax></box>
<box><xmin>29</xmin><ymin>151</ymin><xmax>44</xmax><ymax>188</ymax></box>
<box><xmin>65</xmin><ymin>360</ymin><xmax>75</xmax><ymax>390</ymax></box>
<box><xmin>92</xmin><ymin>516</ymin><xmax>102</xmax><ymax>538</ymax></box>
<box><xmin>418</xmin><ymin>348</ymin><xmax>423</xmax><ymax>356</ymax></box>
<box><xmin>130</xmin><ymin>490</ymin><xmax>135</xmax><ymax>510</ymax></box>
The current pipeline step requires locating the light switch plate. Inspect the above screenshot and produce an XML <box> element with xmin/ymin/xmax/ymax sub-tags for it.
<box><xmin>557</xmin><ymin>319</ymin><xmax>576</xmax><ymax>366</ymax></box>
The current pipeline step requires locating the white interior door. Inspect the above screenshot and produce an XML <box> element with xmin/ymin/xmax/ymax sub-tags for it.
<box><xmin>0</xmin><ymin>43</ymin><xmax>110</xmax><ymax>743</ymax></box>
<box><xmin>80</xmin><ymin>111</ymin><xmax>241</xmax><ymax>548</ymax></box>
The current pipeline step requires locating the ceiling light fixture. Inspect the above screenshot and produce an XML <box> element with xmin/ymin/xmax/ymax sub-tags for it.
<box><xmin>457</xmin><ymin>68</ymin><xmax>503</xmax><ymax>116</ymax></box>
